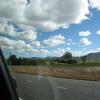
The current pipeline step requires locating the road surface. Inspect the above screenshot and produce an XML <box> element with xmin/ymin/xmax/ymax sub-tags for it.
<box><xmin>15</xmin><ymin>73</ymin><xmax>100</xmax><ymax>100</ymax></box>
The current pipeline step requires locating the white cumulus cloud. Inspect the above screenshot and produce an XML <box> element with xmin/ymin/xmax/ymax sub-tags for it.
<box><xmin>96</xmin><ymin>30</ymin><xmax>100</xmax><ymax>34</ymax></box>
<box><xmin>32</xmin><ymin>49</ymin><xmax>49</xmax><ymax>55</ymax></box>
<box><xmin>32</xmin><ymin>41</ymin><xmax>41</xmax><ymax>47</ymax></box>
<box><xmin>79</xmin><ymin>31</ymin><xmax>91</xmax><ymax>37</ymax></box>
<box><xmin>0</xmin><ymin>0</ymin><xmax>90</xmax><ymax>31</ymax></box>
<box><xmin>25</xmin><ymin>0</ymin><xmax>89</xmax><ymax>30</ymax></box>
<box><xmin>0</xmin><ymin>36</ymin><xmax>49</xmax><ymax>55</ymax></box>
<box><xmin>0</xmin><ymin>0</ymin><xmax>27</xmax><ymax>22</ymax></box>
<box><xmin>18</xmin><ymin>30</ymin><xmax>38</xmax><ymax>41</ymax></box>
<box><xmin>51</xmin><ymin>48</ymin><xmax>83</xmax><ymax>57</ymax></box>
<box><xmin>80</xmin><ymin>38</ymin><xmax>91</xmax><ymax>45</ymax></box>
<box><xmin>0</xmin><ymin>36</ymin><xmax>33</xmax><ymax>52</ymax></box>
<box><xmin>66</xmin><ymin>39</ymin><xmax>77</xmax><ymax>45</ymax></box>
<box><xmin>52</xmin><ymin>48</ymin><xmax>66</xmax><ymax>57</ymax></box>
<box><xmin>89</xmin><ymin>0</ymin><xmax>100</xmax><ymax>10</ymax></box>
<box><xmin>42</xmin><ymin>34</ymin><xmax>65</xmax><ymax>47</ymax></box>
<box><xmin>0</xmin><ymin>20</ymin><xmax>17</xmax><ymax>37</ymax></box>
<box><xmin>0</xmin><ymin>20</ymin><xmax>38</xmax><ymax>41</ymax></box>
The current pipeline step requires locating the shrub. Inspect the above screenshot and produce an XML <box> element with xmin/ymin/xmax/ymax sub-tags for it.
<box><xmin>67</xmin><ymin>59</ymin><xmax>77</xmax><ymax>64</ymax></box>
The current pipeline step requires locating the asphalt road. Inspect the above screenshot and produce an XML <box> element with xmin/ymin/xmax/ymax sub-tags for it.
<box><xmin>15</xmin><ymin>73</ymin><xmax>100</xmax><ymax>100</ymax></box>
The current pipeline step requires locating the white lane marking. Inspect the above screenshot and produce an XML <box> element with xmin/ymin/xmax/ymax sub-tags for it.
<box><xmin>57</xmin><ymin>86</ymin><xmax>67</xmax><ymax>90</ymax></box>
<box><xmin>28</xmin><ymin>80</ymin><xmax>32</xmax><ymax>83</ymax></box>
<box><xmin>47</xmin><ymin>78</ymin><xmax>61</xmax><ymax>100</ymax></box>
<box><xmin>37</xmin><ymin>75</ymin><xmax>43</xmax><ymax>80</ymax></box>
<box><xmin>19</xmin><ymin>97</ymin><xmax>23</xmax><ymax>100</ymax></box>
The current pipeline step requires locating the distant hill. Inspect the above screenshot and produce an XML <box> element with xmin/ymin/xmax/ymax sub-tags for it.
<box><xmin>30</xmin><ymin>52</ymin><xmax>100</xmax><ymax>61</ymax></box>
<box><xmin>30</xmin><ymin>57</ymin><xmax>42</xmax><ymax>60</ymax></box>
<box><xmin>73</xmin><ymin>52</ymin><xmax>100</xmax><ymax>61</ymax></box>
<box><xmin>86</xmin><ymin>52</ymin><xmax>100</xmax><ymax>61</ymax></box>
<box><xmin>46</xmin><ymin>57</ymin><xmax>60</xmax><ymax>60</ymax></box>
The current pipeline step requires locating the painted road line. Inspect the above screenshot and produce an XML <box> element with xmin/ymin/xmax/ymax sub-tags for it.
<box><xmin>28</xmin><ymin>80</ymin><xmax>32</xmax><ymax>83</ymax></box>
<box><xmin>57</xmin><ymin>86</ymin><xmax>67</xmax><ymax>90</ymax></box>
<box><xmin>19</xmin><ymin>97</ymin><xmax>23</xmax><ymax>100</ymax></box>
<box><xmin>37</xmin><ymin>75</ymin><xmax>43</xmax><ymax>80</ymax></box>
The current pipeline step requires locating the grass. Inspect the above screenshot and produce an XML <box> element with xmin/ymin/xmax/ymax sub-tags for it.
<box><xmin>50</xmin><ymin>62</ymin><xmax>100</xmax><ymax>67</ymax></box>
<box><xmin>10</xmin><ymin>65</ymin><xmax>100</xmax><ymax>81</ymax></box>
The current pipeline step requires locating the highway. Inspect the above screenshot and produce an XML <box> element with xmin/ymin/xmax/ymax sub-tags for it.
<box><xmin>15</xmin><ymin>73</ymin><xmax>100</xmax><ymax>100</ymax></box>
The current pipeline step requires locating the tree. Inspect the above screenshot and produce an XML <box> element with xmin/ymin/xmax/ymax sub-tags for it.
<box><xmin>50</xmin><ymin>61</ymin><xmax>55</xmax><ymax>71</ymax></box>
<box><xmin>67</xmin><ymin>59</ymin><xmax>77</xmax><ymax>64</ymax></box>
<box><xmin>8</xmin><ymin>55</ymin><xmax>17</xmax><ymax>65</ymax></box>
<box><xmin>16</xmin><ymin>57</ymin><xmax>22</xmax><ymax>65</ymax></box>
<box><xmin>81</xmin><ymin>56</ymin><xmax>87</xmax><ymax>64</ymax></box>
<box><xmin>62</xmin><ymin>52</ymin><xmax>72</xmax><ymax>61</ymax></box>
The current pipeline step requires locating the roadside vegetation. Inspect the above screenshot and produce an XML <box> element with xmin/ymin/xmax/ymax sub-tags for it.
<box><xmin>8</xmin><ymin>51</ymin><xmax>100</xmax><ymax>81</ymax></box>
<box><xmin>7</xmin><ymin>52</ymin><xmax>100</xmax><ymax>67</ymax></box>
<box><xmin>11</xmin><ymin>66</ymin><xmax>100</xmax><ymax>81</ymax></box>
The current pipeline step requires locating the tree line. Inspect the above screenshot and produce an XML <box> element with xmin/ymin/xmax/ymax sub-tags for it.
<box><xmin>7</xmin><ymin>55</ymin><xmax>48</xmax><ymax>66</ymax></box>
<box><xmin>7</xmin><ymin>52</ymin><xmax>87</xmax><ymax>66</ymax></box>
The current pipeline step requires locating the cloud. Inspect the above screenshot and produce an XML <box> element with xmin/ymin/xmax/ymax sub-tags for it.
<box><xmin>52</xmin><ymin>48</ymin><xmax>66</xmax><ymax>57</ymax></box>
<box><xmin>32</xmin><ymin>49</ymin><xmax>49</xmax><ymax>55</ymax></box>
<box><xmin>66</xmin><ymin>48</ymin><xmax>71</xmax><ymax>51</ymax></box>
<box><xmin>0</xmin><ymin>0</ymin><xmax>26</xmax><ymax>22</ymax></box>
<box><xmin>72</xmin><ymin>51</ymin><xmax>84</xmax><ymax>57</ymax></box>
<box><xmin>66</xmin><ymin>39</ymin><xmax>77</xmax><ymax>45</ymax></box>
<box><xmin>0</xmin><ymin>21</ymin><xmax>38</xmax><ymax>41</ymax></box>
<box><xmin>25</xmin><ymin>0</ymin><xmax>89</xmax><ymax>30</ymax></box>
<box><xmin>79</xmin><ymin>31</ymin><xmax>91</xmax><ymax>36</ymax></box>
<box><xmin>51</xmin><ymin>47</ymin><xmax>100</xmax><ymax>57</ymax></box>
<box><xmin>96</xmin><ymin>30</ymin><xmax>100</xmax><ymax>34</ymax></box>
<box><xmin>86</xmin><ymin>48</ymin><xmax>100</xmax><ymax>54</ymax></box>
<box><xmin>80</xmin><ymin>38</ymin><xmax>91</xmax><ymax>45</ymax></box>
<box><xmin>42</xmin><ymin>34</ymin><xmax>65</xmax><ymax>47</ymax></box>
<box><xmin>0</xmin><ymin>36</ymin><xmax>33</xmax><ymax>52</ymax></box>
<box><xmin>0</xmin><ymin>36</ymin><xmax>49</xmax><ymax>55</ymax></box>
<box><xmin>52</xmin><ymin>48</ymin><xmax>73</xmax><ymax>57</ymax></box>
<box><xmin>0</xmin><ymin>20</ymin><xmax>17</xmax><ymax>37</ymax></box>
<box><xmin>18</xmin><ymin>30</ymin><xmax>38</xmax><ymax>41</ymax></box>
<box><xmin>32</xmin><ymin>41</ymin><xmax>41</xmax><ymax>47</ymax></box>
<box><xmin>51</xmin><ymin>48</ymin><xmax>84</xmax><ymax>57</ymax></box>
<box><xmin>96</xmin><ymin>48</ymin><xmax>100</xmax><ymax>52</ymax></box>
<box><xmin>0</xmin><ymin>0</ymin><xmax>90</xmax><ymax>31</ymax></box>
<box><xmin>89</xmin><ymin>0</ymin><xmax>100</xmax><ymax>10</ymax></box>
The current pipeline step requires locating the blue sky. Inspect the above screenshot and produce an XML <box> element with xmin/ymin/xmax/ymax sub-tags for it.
<box><xmin>0</xmin><ymin>0</ymin><xmax>100</xmax><ymax>58</ymax></box>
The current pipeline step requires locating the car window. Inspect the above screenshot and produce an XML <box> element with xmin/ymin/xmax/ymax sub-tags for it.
<box><xmin>1</xmin><ymin>0</ymin><xmax>100</xmax><ymax>100</ymax></box>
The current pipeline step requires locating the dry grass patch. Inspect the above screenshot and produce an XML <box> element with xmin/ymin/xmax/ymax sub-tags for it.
<box><xmin>11</xmin><ymin>66</ymin><xmax>100</xmax><ymax>81</ymax></box>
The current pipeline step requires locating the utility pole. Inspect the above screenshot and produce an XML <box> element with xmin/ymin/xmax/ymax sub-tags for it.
<box><xmin>10</xmin><ymin>52</ymin><xmax>12</xmax><ymax>67</ymax></box>
<box><xmin>9</xmin><ymin>49</ymin><xmax>13</xmax><ymax>73</ymax></box>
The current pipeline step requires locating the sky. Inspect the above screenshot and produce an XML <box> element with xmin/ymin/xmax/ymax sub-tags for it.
<box><xmin>0</xmin><ymin>0</ymin><xmax>100</xmax><ymax>58</ymax></box>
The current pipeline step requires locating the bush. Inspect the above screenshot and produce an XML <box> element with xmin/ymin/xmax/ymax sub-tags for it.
<box><xmin>67</xmin><ymin>59</ymin><xmax>77</xmax><ymax>64</ymax></box>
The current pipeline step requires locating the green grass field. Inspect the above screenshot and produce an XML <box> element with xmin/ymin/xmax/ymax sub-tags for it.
<box><xmin>49</xmin><ymin>61</ymin><xmax>100</xmax><ymax>67</ymax></box>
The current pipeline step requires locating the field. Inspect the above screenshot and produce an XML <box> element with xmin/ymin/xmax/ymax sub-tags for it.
<box><xmin>10</xmin><ymin>65</ymin><xmax>100</xmax><ymax>81</ymax></box>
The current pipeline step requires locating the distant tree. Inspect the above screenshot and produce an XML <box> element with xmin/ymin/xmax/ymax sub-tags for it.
<box><xmin>16</xmin><ymin>57</ymin><xmax>22</xmax><ymax>65</ymax></box>
<box><xmin>62</xmin><ymin>52</ymin><xmax>72</xmax><ymax>61</ymax></box>
<box><xmin>81</xmin><ymin>56</ymin><xmax>87</xmax><ymax>64</ymax></box>
<box><xmin>67</xmin><ymin>59</ymin><xmax>77</xmax><ymax>64</ymax></box>
<box><xmin>50</xmin><ymin>61</ymin><xmax>56</xmax><ymax>71</ymax></box>
<box><xmin>31</xmin><ymin>59</ymin><xmax>37</xmax><ymax>65</ymax></box>
<box><xmin>8</xmin><ymin>55</ymin><xmax>17</xmax><ymax>65</ymax></box>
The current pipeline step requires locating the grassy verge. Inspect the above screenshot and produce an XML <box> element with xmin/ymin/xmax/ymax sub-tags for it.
<box><xmin>50</xmin><ymin>62</ymin><xmax>100</xmax><ymax>67</ymax></box>
<box><xmin>10</xmin><ymin>66</ymin><xmax>100</xmax><ymax>81</ymax></box>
